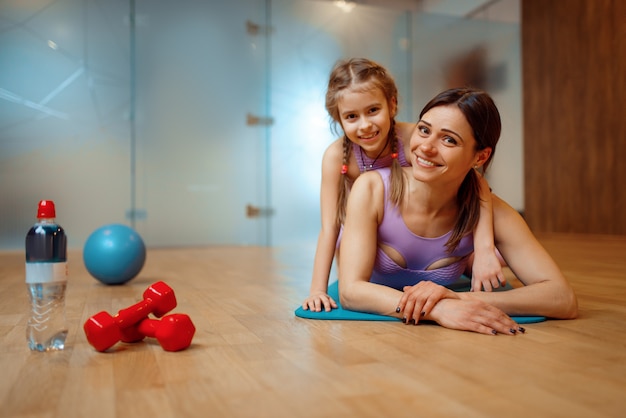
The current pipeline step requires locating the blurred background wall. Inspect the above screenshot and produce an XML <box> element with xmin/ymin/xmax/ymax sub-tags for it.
<box><xmin>0</xmin><ymin>0</ymin><xmax>528</xmax><ymax>253</ymax></box>
<box><xmin>522</xmin><ymin>0</ymin><xmax>626</xmax><ymax>235</ymax></box>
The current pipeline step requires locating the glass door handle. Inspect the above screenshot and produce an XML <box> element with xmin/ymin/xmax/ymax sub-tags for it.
<box><xmin>246</xmin><ymin>204</ymin><xmax>274</xmax><ymax>218</ymax></box>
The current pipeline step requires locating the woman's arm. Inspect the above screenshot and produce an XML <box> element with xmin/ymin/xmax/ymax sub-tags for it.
<box><xmin>470</xmin><ymin>174</ymin><xmax>506</xmax><ymax>291</ymax></box>
<box><xmin>338</xmin><ymin>172</ymin><xmax>404</xmax><ymax>316</ymax></box>
<box><xmin>460</xmin><ymin>195</ymin><xmax>578</xmax><ymax>319</ymax></box>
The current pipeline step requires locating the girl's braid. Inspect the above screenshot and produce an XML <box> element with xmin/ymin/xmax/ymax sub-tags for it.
<box><xmin>388</xmin><ymin>120</ymin><xmax>405</xmax><ymax>207</ymax></box>
<box><xmin>337</xmin><ymin>135</ymin><xmax>352</xmax><ymax>226</ymax></box>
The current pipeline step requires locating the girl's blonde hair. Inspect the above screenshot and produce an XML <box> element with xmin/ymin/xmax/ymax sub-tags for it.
<box><xmin>325</xmin><ymin>58</ymin><xmax>404</xmax><ymax>226</ymax></box>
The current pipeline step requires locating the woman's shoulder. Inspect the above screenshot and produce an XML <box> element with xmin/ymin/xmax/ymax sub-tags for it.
<box><xmin>350</xmin><ymin>170</ymin><xmax>386</xmax><ymax>208</ymax></box>
<box><xmin>353</xmin><ymin>169</ymin><xmax>386</xmax><ymax>190</ymax></box>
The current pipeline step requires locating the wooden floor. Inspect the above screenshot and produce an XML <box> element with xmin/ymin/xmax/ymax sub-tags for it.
<box><xmin>0</xmin><ymin>233</ymin><xmax>625</xmax><ymax>418</ymax></box>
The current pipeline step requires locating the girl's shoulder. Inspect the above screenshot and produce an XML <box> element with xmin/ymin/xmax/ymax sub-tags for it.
<box><xmin>395</xmin><ymin>121</ymin><xmax>417</xmax><ymax>143</ymax></box>
<box><xmin>322</xmin><ymin>136</ymin><xmax>356</xmax><ymax>177</ymax></box>
<box><xmin>323</xmin><ymin>136</ymin><xmax>345</xmax><ymax>161</ymax></box>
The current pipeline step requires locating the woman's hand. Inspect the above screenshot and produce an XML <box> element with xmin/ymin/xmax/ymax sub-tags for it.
<box><xmin>396</xmin><ymin>281</ymin><xmax>459</xmax><ymax>324</ymax></box>
<box><xmin>302</xmin><ymin>292</ymin><xmax>338</xmax><ymax>312</ymax></box>
<box><xmin>428</xmin><ymin>298</ymin><xmax>523</xmax><ymax>335</ymax></box>
<box><xmin>470</xmin><ymin>249</ymin><xmax>506</xmax><ymax>292</ymax></box>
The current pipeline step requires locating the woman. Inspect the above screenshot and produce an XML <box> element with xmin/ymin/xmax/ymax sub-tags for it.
<box><xmin>338</xmin><ymin>88</ymin><xmax>578</xmax><ymax>335</ymax></box>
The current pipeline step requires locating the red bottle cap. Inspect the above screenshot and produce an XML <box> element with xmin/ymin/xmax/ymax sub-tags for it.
<box><xmin>37</xmin><ymin>200</ymin><xmax>56</xmax><ymax>219</ymax></box>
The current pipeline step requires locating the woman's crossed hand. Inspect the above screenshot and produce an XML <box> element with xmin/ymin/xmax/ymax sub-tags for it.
<box><xmin>429</xmin><ymin>298</ymin><xmax>523</xmax><ymax>335</ymax></box>
<box><xmin>396</xmin><ymin>281</ymin><xmax>460</xmax><ymax>325</ymax></box>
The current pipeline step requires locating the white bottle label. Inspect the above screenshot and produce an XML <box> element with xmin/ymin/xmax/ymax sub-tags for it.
<box><xmin>25</xmin><ymin>262</ymin><xmax>68</xmax><ymax>284</ymax></box>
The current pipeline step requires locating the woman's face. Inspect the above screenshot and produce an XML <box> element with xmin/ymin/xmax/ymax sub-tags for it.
<box><xmin>337</xmin><ymin>85</ymin><xmax>396</xmax><ymax>157</ymax></box>
<box><xmin>409</xmin><ymin>104</ymin><xmax>490</xmax><ymax>185</ymax></box>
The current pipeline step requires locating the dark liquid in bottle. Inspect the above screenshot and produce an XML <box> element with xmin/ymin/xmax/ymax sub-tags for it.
<box><xmin>26</xmin><ymin>224</ymin><xmax>67</xmax><ymax>262</ymax></box>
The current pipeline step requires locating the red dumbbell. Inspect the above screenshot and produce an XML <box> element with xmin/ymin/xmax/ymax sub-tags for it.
<box><xmin>83</xmin><ymin>281</ymin><xmax>177</xmax><ymax>352</ymax></box>
<box><xmin>121</xmin><ymin>313</ymin><xmax>196</xmax><ymax>352</ymax></box>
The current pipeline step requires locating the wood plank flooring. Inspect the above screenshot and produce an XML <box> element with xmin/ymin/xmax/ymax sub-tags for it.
<box><xmin>0</xmin><ymin>233</ymin><xmax>625</xmax><ymax>417</ymax></box>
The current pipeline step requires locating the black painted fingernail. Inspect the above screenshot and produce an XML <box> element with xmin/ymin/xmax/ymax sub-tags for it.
<box><xmin>421</xmin><ymin>311</ymin><xmax>426</xmax><ymax>317</ymax></box>
<box><xmin>409</xmin><ymin>318</ymin><xmax>416</xmax><ymax>325</ymax></box>
<box><xmin>402</xmin><ymin>316</ymin><xmax>407</xmax><ymax>323</ymax></box>
<box><xmin>396</xmin><ymin>306</ymin><xmax>401</xmax><ymax>313</ymax></box>
<box><xmin>491</xmin><ymin>329</ymin><xmax>497</xmax><ymax>335</ymax></box>
<box><xmin>510</xmin><ymin>328</ymin><xmax>517</xmax><ymax>334</ymax></box>
<box><xmin>518</xmin><ymin>327</ymin><xmax>526</xmax><ymax>333</ymax></box>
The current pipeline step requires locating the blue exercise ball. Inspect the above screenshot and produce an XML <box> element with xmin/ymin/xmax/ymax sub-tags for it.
<box><xmin>83</xmin><ymin>224</ymin><xmax>146</xmax><ymax>285</ymax></box>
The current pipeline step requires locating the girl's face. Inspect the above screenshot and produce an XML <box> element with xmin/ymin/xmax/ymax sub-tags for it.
<box><xmin>336</xmin><ymin>85</ymin><xmax>396</xmax><ymax>156</ymax></box>
<box><xmin>409</xmin><ymin>105</ymin><xmax>491</xmax><ymax>185</ymax></box>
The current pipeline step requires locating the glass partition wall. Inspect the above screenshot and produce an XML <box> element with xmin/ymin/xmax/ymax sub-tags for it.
<box><xmin>1</xmin><ymin>0</ymin><xmax>134</xmax><ymax>249</ymax></box>
<box><xmin>0</xmin><ymin>0</ymin><xmax>521</xmax><ymax>253</ymax></box>
<box><xmin>133</xmin><ymin>0</ymin><xmax>270</xmax><ymax>247</ymax></box>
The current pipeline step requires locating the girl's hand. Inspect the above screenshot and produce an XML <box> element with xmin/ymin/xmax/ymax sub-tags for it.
<box><xmin>302</xmin><ymin>292</ymin><xmax>338</xmax><ymax>312</ymax></box>
<box><xmin>429</xmin><ymin>298</ymin><xmax>522</xmax><ymax>336</ymax></box>
<box><xmin>396</xmin><ymin>281</ymin><xmax>459</xmax><ymax>325</ymax></box>
<box><xmin>471</xmin><ymin>249</ymin><xmax>506</xmax><ymax>292</ymax></box>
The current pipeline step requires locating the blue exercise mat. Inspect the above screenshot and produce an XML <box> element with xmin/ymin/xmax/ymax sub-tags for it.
<box><xmin>295</xmin><ymin>279</ymin><xmax>546</xmax><ymax>324</ymax></box>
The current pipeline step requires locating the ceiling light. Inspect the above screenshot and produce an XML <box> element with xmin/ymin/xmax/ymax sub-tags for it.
<box><xmin>334</xmin><ymin>0</ymin><xmax>356</xmax><ymax>13</ymax></box>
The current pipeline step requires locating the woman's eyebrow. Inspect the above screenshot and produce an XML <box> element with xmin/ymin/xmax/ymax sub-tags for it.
<box><xmin>419</xmin><ymin>119</ymin><xmax>464</xmax><ymax>143</ymax></box>
<box><xmin>442</xmin><ymin>128</ymin><xmax>464</xmax><ymax>142</ymax></box>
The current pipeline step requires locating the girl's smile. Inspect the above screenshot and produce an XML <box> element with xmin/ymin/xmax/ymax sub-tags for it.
<box><xmin>337</xmin><ymin>85</ymin><xmax>395</xmax><ymax>157</ymax></box>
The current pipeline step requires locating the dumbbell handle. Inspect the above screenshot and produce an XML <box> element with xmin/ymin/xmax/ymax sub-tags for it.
<box><xmin>115</xmin><ymin>300</ymin><xmax>159</xmax><ymax>328</ymax></box>
<box><xmin>115</xmin><ymin>281</ymin><xmax>177</xmax><ymax>328</ymax></box>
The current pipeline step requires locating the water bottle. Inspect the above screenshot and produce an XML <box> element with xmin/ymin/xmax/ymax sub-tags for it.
<box><xmin>25</xmin><ymin>200</ymin><xmax>68</xmax><ymax>351</ymax></box>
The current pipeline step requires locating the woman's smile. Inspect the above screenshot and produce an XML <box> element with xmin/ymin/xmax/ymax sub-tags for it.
<box><xmin>415</xmin><ymin>155</ymin><xmax>440</xmax><ymax>167</ymax></box>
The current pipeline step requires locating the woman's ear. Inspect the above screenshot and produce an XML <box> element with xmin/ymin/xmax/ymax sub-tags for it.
<box><xmin>474</xmin><ymin>147</ymin><xmax>492</xmax><ymax>168</ymax></box>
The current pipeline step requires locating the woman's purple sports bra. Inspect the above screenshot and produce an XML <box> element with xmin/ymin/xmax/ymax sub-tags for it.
<box><xmin>370</xmin><ymin>168</ymin><xmax>474</xmax><ymax>290</ymax></box>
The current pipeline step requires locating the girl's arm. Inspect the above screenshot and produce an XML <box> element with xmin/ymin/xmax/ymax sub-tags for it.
<box><xmin>460</xmin><ymin>194</ymin><xmax>578</xmax><ymax>319</ymax></box>
<box><xmin>303</xmin><ymin>141</ymin><xmax>343</xmax><ymax>312</ymax></box>
<box><xmin>470</xmin><ymin>174</ymin><xmax>506</xmax><ymax>291</ymax></box>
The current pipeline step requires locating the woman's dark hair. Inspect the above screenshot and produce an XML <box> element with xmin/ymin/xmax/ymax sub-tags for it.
<box><xmin>419</xmin><ymin>87</ymin><xmax>501</xmax><ymax>252</ymax></box>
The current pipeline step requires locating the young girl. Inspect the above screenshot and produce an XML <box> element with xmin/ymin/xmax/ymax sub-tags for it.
<box><xmin>302</xmin><ymin>58</ymin><xmax>504</xmax><ymax>312</ymax></box>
